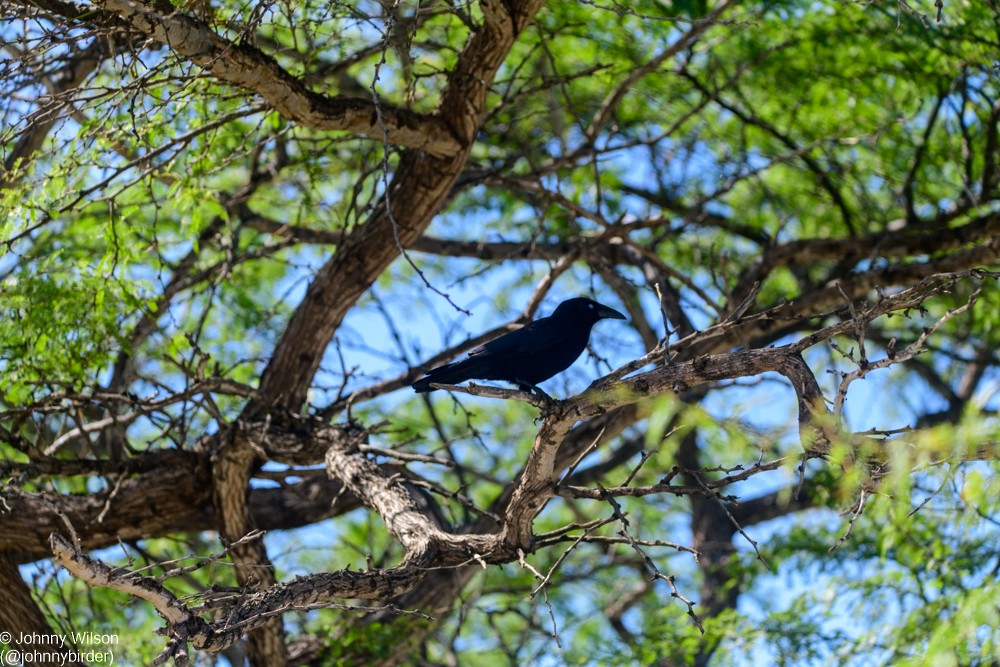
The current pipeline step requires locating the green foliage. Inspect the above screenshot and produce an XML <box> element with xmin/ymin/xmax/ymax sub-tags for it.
<box><xmin>0</xmin><ymin>258</ymin><xmax>147</xmax><ymax>402</ymax></box>
<box><xmin>734</xmin><ymin>412</ymin><xmax>1000</xmax><ymax>666</ymax></box>
<box><xmin>2</xmin><ymin>0</ymin><xmax>998</xmax><ymax>663</ymax></box>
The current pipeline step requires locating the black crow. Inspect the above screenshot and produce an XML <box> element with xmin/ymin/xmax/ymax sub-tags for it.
<box><xmin>412</xmin><ymin>297</ymin><xmax>626</xmax><ymax>394</ymax></box>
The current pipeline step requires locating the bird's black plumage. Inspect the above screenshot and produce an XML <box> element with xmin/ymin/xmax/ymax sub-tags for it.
<box><xmin>412</xmin><ymin>297</ymin><xmax>626</xmax><ymax>394</ymax></box>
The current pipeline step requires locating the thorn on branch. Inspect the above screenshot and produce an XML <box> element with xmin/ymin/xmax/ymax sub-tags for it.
<box><xmin>688</xmin><ymin>471</ymin><xmax>771</xmax><ymax>572</ymax></box>
<box><xmin>598</xmin><ymin>482</ymin><xmax>704</xmax><ymax>633</ymax></box>
<box><xmin>829</xmin><ymin>487</ymin><xmax>871</xmax><ymax>552</ymax></box>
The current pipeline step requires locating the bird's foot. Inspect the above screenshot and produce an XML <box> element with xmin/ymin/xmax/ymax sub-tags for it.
<box><xmin>516</xmin><ymin>381</ymin><xmax>556</xmax><ymax>412</ymax></box>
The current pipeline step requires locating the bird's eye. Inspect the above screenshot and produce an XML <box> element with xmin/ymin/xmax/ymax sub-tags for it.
<box><xmin>588</xmin><ymin>303</ymin><xmax>594</xmax><ymax>309</ymax></box>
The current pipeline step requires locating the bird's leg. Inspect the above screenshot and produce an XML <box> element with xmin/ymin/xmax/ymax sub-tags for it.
<box><xmin>514</xmin><ymin>380</ymin><xmax>545</xmax><ymax>397</ymax></box>
<box><xmin>515</xmin><ymin>380</ymin><xmax>555</xmax><ymax>409</ymax></box>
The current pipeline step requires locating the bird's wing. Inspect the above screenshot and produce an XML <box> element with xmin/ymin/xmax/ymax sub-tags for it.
<box><xmin>467</xmin><ymin>317</ymin><xmax>575</xmax><ymax>359</ymax></box>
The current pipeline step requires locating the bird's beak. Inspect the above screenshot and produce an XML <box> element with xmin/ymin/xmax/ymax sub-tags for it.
<box><xmin>597</xmin><ymin>304</ymin><xmax>627</xmax><ymax>321</ymax></box>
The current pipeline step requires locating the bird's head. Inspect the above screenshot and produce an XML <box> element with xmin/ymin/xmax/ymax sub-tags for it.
<box><xmin>551</xmin><ymin>297</ymin><xmax>627</xmax><ymax>324</ymax></box>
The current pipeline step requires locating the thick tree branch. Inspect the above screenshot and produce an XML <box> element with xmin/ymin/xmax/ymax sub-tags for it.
<box><xmin>0</xmin><ymin>450</ymin><xmax>362</xmax><ymax>563</ymax></box>
<box><xmin>43</xmin><ymin>0</ymin><xmax>461</xmax><ymax>155</ymax></box>
<box><xmin>692</xmin><ymin>237</ymin><xmax>1000</xmax><ymax>360</ymax></box>
<box><xmin>0</xmin><ymin>554</ymin><xmax>82</xmax><ymax>667</ymax></box>
<box><xmin>729</xmin><ymin>212</ymin><xmax>1000</xmax><ymax>310</ymax></box>
<box><xmin>211</xmin><ymin>438</ymin><xmax>287</xmax><ymax>665</ymax></box>
<box><xmin>248</xmin><ymin>0</ymin><xmax>548</xmax><ymax>415</ymax></box>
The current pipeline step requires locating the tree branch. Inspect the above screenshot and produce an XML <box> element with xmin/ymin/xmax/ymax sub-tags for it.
<box><xmin>50</xmin><ymin>0</ymin><xmax>461</xmax><ymax>155</ymax></box>
<box><xmin>248</xmin><ymin>0</ymin><xmax>548</xmax><ymax>415</ymax></box>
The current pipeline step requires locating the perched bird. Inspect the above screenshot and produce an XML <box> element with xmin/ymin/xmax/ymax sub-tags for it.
<box><xmin>412</xmin><ymin>297</ymin><xmax>626</xmax><ymax>395</ymax></box>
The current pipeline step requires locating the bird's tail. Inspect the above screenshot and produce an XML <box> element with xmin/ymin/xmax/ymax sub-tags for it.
<box><xmin>412</xmin><ymin>361</ymin><xmax>473</xmax><ymax>393</ymax></box>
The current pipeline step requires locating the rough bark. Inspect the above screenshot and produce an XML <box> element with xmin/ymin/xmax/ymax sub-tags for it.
<box><xmin>0</xmin><ymin>554</ymin><xmax>82</xmax><ymax>667</ymax></box>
